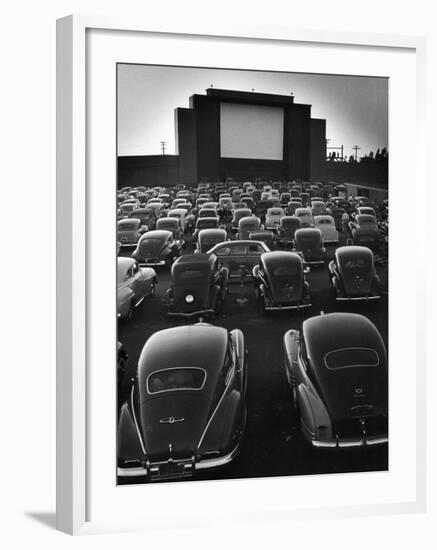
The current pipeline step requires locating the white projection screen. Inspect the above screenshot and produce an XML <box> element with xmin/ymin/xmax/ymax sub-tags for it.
<box><xmin>220</xmin><ymin>102</ymin><xmax>284</xmax><ymax>160</ymax></box>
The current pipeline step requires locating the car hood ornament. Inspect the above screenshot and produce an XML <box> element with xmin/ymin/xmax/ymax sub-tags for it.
<box><xmin>159</xmin><ymin>416</ymin><xmax>185</xmax><ymax>424</ymax></box>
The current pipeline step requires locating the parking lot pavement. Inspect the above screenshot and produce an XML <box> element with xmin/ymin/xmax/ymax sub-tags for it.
<box><xmin>117</xmin><ymin>235</ymin><xmax>388</xmax><ymax>484</ymax></box>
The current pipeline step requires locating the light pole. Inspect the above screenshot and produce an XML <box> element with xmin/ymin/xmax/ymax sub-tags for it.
<box><xmin>352</xmin><ymin>145</ymin><xmax>361</xmax><ymax>162</ymax></box>
<box><xmin>160</xmin><ymin>141</ymin><xmax>167</xmax><ymax>155</ymax></box>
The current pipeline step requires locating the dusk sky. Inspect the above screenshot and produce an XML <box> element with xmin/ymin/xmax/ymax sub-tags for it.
<box><xmin>117</xmin><ymin>64</ymin><xmax>388</xmax><ymax>159</ymax></box>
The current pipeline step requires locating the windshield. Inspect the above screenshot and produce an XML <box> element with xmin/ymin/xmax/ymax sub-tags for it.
<box><xmin>324</xmin><ymin>348</ymin><xmax>380</xmax><ymax>370</ymax></box>
<box><xmin>147</xmin><ymin>368</ymin><xmax>206</xmax><ymax>394</ymax></box>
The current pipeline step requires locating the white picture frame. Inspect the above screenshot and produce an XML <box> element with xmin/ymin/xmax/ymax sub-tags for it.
<box><xmin>56</xmin><ymin>15</ymin><xmax>427</xmax><ymax>535</ymax></box>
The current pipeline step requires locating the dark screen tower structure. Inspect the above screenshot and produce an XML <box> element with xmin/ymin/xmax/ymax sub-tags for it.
<box><xmin>175</xmin><ymin>88</ymin><xmax>326</xmax><ymax>183</ymax></box>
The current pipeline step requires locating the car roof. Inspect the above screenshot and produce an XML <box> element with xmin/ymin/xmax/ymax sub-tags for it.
<box><xmin>261</xmin><ymin>250</ymin><xmax>303</xmax><ymax>268</ymax></box>
<box><xmin>140</xmin><ymin>229</ymin><xmax>172</xmax><ymax>239</ymax></box>
<box><xmin>173</xmin><ymin>253</ymin><xmax>217</xmax><ymax>268</ymax></box>
<box><xmin>303</xmin><ymin>313</ymin><xmax>386</xmax><ymax>374</ymax></box>
<box><xmin>118</xmin><ymin>217</ymin><xmax>140</xmax><ymax>226</ymax></box>
<box><xmin>138</xmin><ymin>324</ymin><xmax>228</xmax><ymax>391</ymax></box>
<box><xmin>295</xmin><ymin>227</ymin><xmax>322</xmax><ymax>237</ymax></box>
<box><xmin>335</xmin><ymin>245</ymin><xmax>373</xmax><ymax>262</ymax></box>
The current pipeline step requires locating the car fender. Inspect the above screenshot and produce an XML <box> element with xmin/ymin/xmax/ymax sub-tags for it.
<box><xmin>197</xmin><ymin>389</ymin><xmax>244</xmax><ymax>455</ymax></box>
<box><xmin>296</xmin><ymin>383</ymin><xmax>333</xmax><ymax>445</ymax></box>
<box><xmin>118</xmin><ymin>401</ymin><xmax>146</xmax><ymax>462</ymax></box>
<box><xmin>230</xmin><ymin>328</ymin><xmax>246</xmax><ymax>394</ymax></box>
<box><xmin>118</xmin><ymin>286</ymin><xmax>135</xmax><ymax>317</ymax></box>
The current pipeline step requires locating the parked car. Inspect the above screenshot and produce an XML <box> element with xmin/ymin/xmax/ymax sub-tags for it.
<box><xmin>349</xmin><ymin>227</ymin><xmax>381</xmax><ymax>252</ymax></box>
<box><xmin>313</xmin><ymin>215</ymin><xmax>339</xmax><ymax>243</ymax></box>
<box><xmin>328</xmin><ymin>246</ymin><xmax>380</xmax><ymax>301</ymax></box>
<box><xmin>198</xmin><ymin>208</ymin><xmax>218</xmax><ymax>219</ymax></box>
<box><xmin>130</xmin><ymin>207</ymin><xmax>157</xmax><ymax>230</ymax></box>
<box><xmin>117</xmin><ymin>257</ymin><xmax>157</xmax><ymax>320</ymax></box>
<box><xmin>156</xmin><ymin>217</ymin><xmax>184</xmax><ymax>243</ymax></box>
<box><xmin>132</xmin><ymin>230</ymin><xmax>181</xmax><ymax>267</ymax></box>
<box><xmin>118</xmin><ymin>323</ymin><xmax>247</xmax><ymax>481</ymax></box>
<box><xmin>293</xmin><ymin>228</ymin><xmax>326</xmax><ymax>264</ymax></box>
<box><xmin>238</xmin><ymin>216</ymin><xmax>262</xmax><ymax>240</ymax></box>
<box><xmin>277</xmin><ymin>216</ymin><xmax>301</xmax><ymax>245</ymax></box>
<box><xmin>168</xmin><ymin>208</ymin><xmax>190</xmax><ymax>231</ymax></box>
<box><xmin>265</xmin><ymin>207</ymin><xmax>285</xmax><ymax>230</ymax></box>
<box><xmin>248</xmin><ymin>230</ymin><xmax>276</xmax><ymax>250</ymax></box>
<box><xmin>208</xmin><ymin>240</ymin><xmax>270</xmax><ymax>281</ymax></box>
<box><xmin>231</xmin><ymin>208</ymin><xmax>253</xmax><ymax>230</ymax></box>
<box><xmin>252</xmin><ymin>251</ymin><xmax>311</xmax><ymax>313</ymax></box>
<box><xmin>283</xmin><ymin>312</ymin><xmax>388</xmax><ymax>448</ymax></box>
<box><xmin>311</xmin><ymin>200</ymin><xmax>327</xmax><ymax>217</ymax></box>
<box><xmin>192</xmin><ymin>217</ymin><xmax>220</xmax><ymax>241</ymax></box>
<box><xmin>349</xmin><ymin>214</ymin><xmax>378</xmax><ymax>233</ymax></box>
<box><xmin>286</xmin><ymin>200</ymin><xmax>303</xmax><ymax>216</ymax></box>
<box><xmin>119</xmin><ymin>200</ymin><xmax>140</xmax><ymax>217</ymax></box>
<box><xmin>295</xmin><ymin>207</ymin><xmax>313</xmax><ymax>228</ymax></box>
<box><xmin>166</xmin><ymin>254</ymin><xmax>229</xmax><ymax>318</ymax></box>
<box><xmin>195</xmin><ymin>228</ymin><xmax>227</xmax><ymax>253</ymax></box>
<box><xmin>117</xmin><ymin>218</ymin><xmax>148</xmax><ymax>246</ymax></box>
<box><xmin>356</xmin><ymin>206</ymin><xmax>377</xmax><ymax>218</ymax></box>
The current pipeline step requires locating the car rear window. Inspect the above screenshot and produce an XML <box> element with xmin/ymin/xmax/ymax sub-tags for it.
<box><xmin>147</xmin><ymin>368</ymin><xmax>206</xmax><ymax>393</ymax></box>
<box><xmin>118</xmin><ymin>222</ymin><xmax>138</xmax><ymax>231</ymax></box>
<box><xmin>342</xmin><ymin>258</ymin><xmax>371</xmax><ymax>270</ymax></box>
<box><xmin>271</xmin><ymin>264</ymin><xmax>299</xmax><ymax>277</ymax></box>
<box><xmin>324</xmin><ymin>348</ymin><xmax>380</xmax><ymax>370</ymax></box>
<box><xmin>177</xmin><ymin>269</ymin><xmax>206</xmax><ymax>279</ymax></box>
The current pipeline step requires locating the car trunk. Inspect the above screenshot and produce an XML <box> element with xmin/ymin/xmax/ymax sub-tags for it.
<box><xmin>140</xmin><ymin>394</ymin><xmax>211</xmax><ymax>462</ymax></box>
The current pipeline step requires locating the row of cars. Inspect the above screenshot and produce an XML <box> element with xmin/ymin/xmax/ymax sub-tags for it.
<box><xmin>117</xmin><ymin>180</ymin><xmax>388</xmax><ymax>482</ymax></box>
<box><xmin>117</xmin><ymin>243</ymin><xmax>381</xmax><ymax>320</ymax></box>
<box><xmin>118</xmin><ymin>312</ymin><xmax>388</xmax><ymax>481</ymax></box>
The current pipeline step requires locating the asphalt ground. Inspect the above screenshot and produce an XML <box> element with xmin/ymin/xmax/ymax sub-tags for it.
<box><xmin>117</xmin><ymin>230</ymin><xmax>388</xmax><ymax>484</ymax></box>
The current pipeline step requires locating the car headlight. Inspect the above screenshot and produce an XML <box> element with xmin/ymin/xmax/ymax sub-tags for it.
<box><xmin>185</xmin><ymin>294</ymin><xmax>194</xmax><ymax>304</ymax></box>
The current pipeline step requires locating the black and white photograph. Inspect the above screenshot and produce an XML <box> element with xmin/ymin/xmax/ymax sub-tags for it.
<box><xmin>116</xmin><ymin>63</ymin><xmax>389</xmax><ymax>484</ymax></box>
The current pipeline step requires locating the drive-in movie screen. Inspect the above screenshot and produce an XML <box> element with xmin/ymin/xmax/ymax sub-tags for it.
<box><xmin>116</xmin><ymin>63</ymin><xmax>388</xmax><ymax>484</ymax></box>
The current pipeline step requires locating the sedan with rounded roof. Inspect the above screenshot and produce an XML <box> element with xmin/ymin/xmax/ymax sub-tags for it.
<box><xmin>117</xmin><ymin>218</ymin><xmax>148</xmax><ymax>247</ymax></box>
<box><xmin>166</xmin><ymin>254</ymin><xmax>229</xmax><ymax>318</ymax></box>
<box><xmin>329</xmin><ymin>246</ymin><xmax>380</xmax><ymax>301</ymax></box>
<box><xmin>252</xmin><ymin>251</ymin><xmax>311</xmax><ymax>313</ymax></box>
<box><xmin>283</xmin><ymin>312</ymin><xmax>388</xmax><ymax>448</ymax></box>
<box><xmin>117</xmin><ymin>323</ymin><xmax>247</xmax><ymax>481</ymax></box>
<box><xmin>117</xmin><ymin>257</ymin><xmax>157</xmax><ymax>320</ymax></box>
<box><xmin>277</xmin><ymin>216</ymin><xmax>301</xmax><ymax>245</ymax></box>
<box><xmin>295</xmin><ymin>207</ymin><xmax>313</xmax><ymax>227</ymax></box>
<box><xmin>293</xmin><ymin>228</ymin><xmax>326</xmax><ymax>265</ymax></box>
<box><xmin>132</xmin><ymin>230</ymin><xmax>181</xmax><ymax>267</ymax></box>
<box><xmin>195</xmin><ymin>228</ymin><xmax>227</xmax><ymax>254</ymax></box>
<box><xmin>313</xmin><ymin>215</ymin><xmax>339</xmax><ymax>243</ymax></box>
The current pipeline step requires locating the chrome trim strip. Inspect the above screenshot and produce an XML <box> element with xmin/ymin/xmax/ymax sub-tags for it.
<box><xmin>130</xmin><ymin>385</ymin><xmax>146</xmax><ymax>455</ymax></box>
<box><xmin>265</xmin><ymin>303</ymin><xmax>311</xmax><ymax>311</ymax></box>
<box><xmin>195</xmin><ymin>440</ymin><xmax>241</xmax><ymax>470</ymax></box>
<box><xmin>336</xmin><ymin>295</ymin><xmax>380</xmax><ymax>301</ymax></box>
<box><xmin>167</xmin><ymin>308</ymin><xmax>215</xmax><ymax>318</ymax></box>
<box><xmin>196</xmin><ymin>366</ymin><xmax>235</xmax><ymax>450</ymax></box>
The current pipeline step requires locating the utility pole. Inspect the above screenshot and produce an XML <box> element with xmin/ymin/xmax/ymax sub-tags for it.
<box><xmin>352</xmin><ymin>145</ymin><xmax>360</xmax><ymax>162</ymax></box>
<box><xmin>160</xmin><ymin>141</ymin><xmax>167</xmax><ymax>155</ymax></box>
